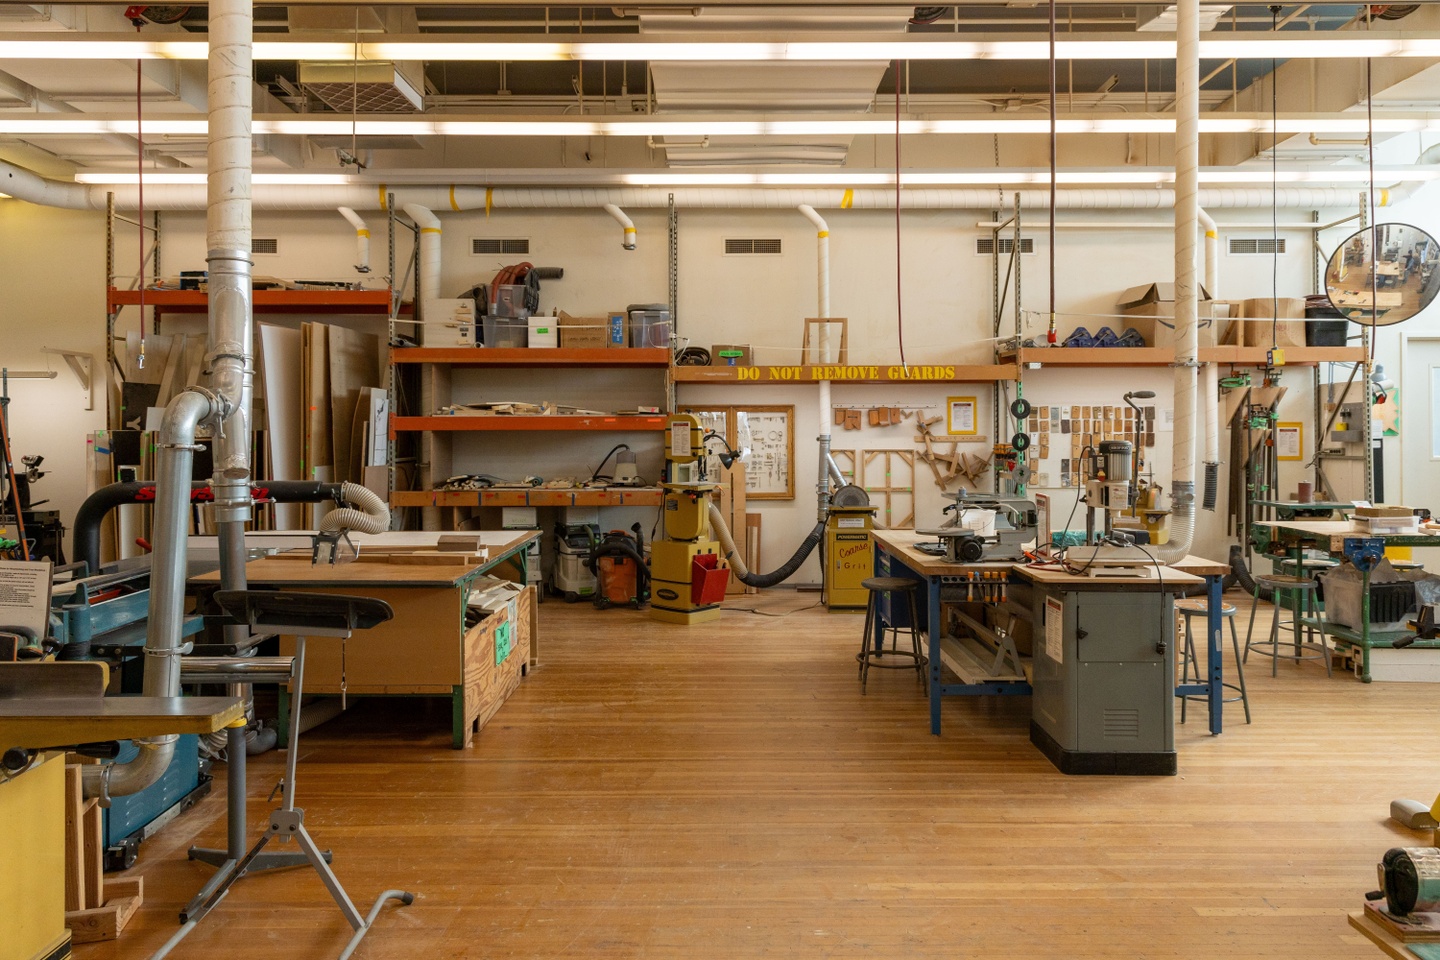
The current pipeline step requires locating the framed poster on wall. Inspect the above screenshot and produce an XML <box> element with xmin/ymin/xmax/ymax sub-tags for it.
<box><xmin>680</xmin><ymin>404</ymin><xmax>795</xmax><ymax>499</ymax></box>
<box><xmin>1276</xmin><ymin>422</ymin><xmax>1304</xmax><ymax>461</ymax></box>
<box><xmin>947</xmin><ymin>396</ymin><xmax>978</xmax><ymax>436</ymax></box>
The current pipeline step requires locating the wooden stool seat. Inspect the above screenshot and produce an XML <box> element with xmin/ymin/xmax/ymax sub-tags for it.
<box><xmin>1176</xmin><ymin>601</ymin><xmax>1250</xmax><ymax>724</ymax></box>
<box><xmin>1246</xmin><ymin>571</ymin><xmax>1331</xmax><ymax>679</ymax></box>
<box><xmin>857</xmin><ymin>578</ymin><xmax>927</xmax><ymax>696</ymax></box>
<box><xmin>1175</xmin><ymin>599</ymin><xmax>1237</xmax><ymax>617</ymax></box>
<box><xmin>1254</xmin><ymin>574</ymin><xmax>1318</xmax><ymax>588</ymax></box>
<box><xmin>862</xmin><ymin>577</ymin><xmax>919</xmax><ymax>593</ymax></box>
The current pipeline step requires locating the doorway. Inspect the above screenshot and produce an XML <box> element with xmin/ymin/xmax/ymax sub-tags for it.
<box><xmin>1400</xmin><ymin>336</ymin><xmax>1440</xmax><ymax>511</ymax></box>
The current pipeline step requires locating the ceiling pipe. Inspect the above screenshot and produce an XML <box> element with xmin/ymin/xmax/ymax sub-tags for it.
<box><xmin>1</xmin><ymin>166</ymin><xmax>1422</xmax><ymax>212</ymax></box>
<box><xmin>602</xmin><ymin>202</ymin><xmax>637</xmax><ymax>250</ymax></box>
<box><xmin>337</xmin><ymin>206</ymin><xmax>371</xmax><ymax>273</ymax></box>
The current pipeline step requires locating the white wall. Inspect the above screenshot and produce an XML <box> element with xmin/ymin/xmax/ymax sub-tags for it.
<box><xmin>10</xmin><ymin>191</ymin><xmax>1434</xmax><ymax>575</ymax></box>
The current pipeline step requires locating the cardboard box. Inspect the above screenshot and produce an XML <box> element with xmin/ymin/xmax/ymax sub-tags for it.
<box><xmin>1355</xmin><ymin>504</ymin><xmax>1413</xmax><ymax>519</ymax></box>
<box><xmin>557</xmin><ymin>310</ymin><xmax>607</xmax><ymax>349</ymax></box>
<box><xmin>1238</xmin><ymin>297</ymin><xmax>1306</xmax><ymax>348</ymax></box>
<box><xmin>527</xmin><ymin>316</ymin><xmax>558</xmax><ymax>348</ymax></box>
<box><xmin>712</xmin><ymin>343</ymin><xmax>754</xmax><ymax>366</ymax></box>
<box><xmin>1116</xmin><ymin>282</ymin><xmax>1215</xmax><ymax>347</ymax></box>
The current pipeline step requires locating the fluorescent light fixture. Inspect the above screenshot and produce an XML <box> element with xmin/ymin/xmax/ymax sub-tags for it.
<box><xmin>4</xmin><ymin>31</ymin><xmax>1440</xmax><ymax>63</ymax></box>
<box><xmin>9</xmin><ymin>112</ymin><xmax>1440</xmax><ymax>139</ymax></box>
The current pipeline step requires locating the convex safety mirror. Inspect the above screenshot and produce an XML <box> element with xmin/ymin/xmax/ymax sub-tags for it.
<box><xmin>1325</xmin><ymin>223</ymin><xmax>1440</xmax><ymax>326</ymax></box>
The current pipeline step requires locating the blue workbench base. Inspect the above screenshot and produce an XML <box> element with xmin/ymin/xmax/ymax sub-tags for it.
<box><xmin>1030</xmin><ymin>721</ymin><xmax>1177</xmax><ymax>776</ymax></box>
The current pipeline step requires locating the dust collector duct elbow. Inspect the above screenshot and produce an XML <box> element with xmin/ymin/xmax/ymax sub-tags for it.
<box><xmin>603</xmin><ymin>203</ymin><xmax>637</xmax><ymax>250</ymax></box>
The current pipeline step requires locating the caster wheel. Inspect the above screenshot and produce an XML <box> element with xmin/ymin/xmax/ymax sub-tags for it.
<box><xmin>564</xmin><ymin>592</ymin><xmax>579</xmax><ymax>603</ymax></box>
<box><xmin>106</xmin><ymin>838</ymin><xmax>139</xmax><ymax>872</ymax></box>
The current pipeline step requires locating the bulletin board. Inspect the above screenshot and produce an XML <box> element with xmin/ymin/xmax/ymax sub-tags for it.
<box><xmin>680</xmin><ymin>404</ymin><xmax>795</xmax><ymax>499</ymax></box>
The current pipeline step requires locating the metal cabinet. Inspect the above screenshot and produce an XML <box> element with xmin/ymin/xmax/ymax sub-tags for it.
<box><xmin>1031</xmin><ymin>587</ymin><xmax>1176</xmax><ymax>775</ymax></box>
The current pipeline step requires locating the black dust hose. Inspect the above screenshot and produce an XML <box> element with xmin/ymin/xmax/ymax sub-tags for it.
<box><xmin>74</xmin><ymin>480</ymin><xmax>345</xmax><ymax>574</ymax></box>
<box><xmin>709</xmin><ymin>502</ymin><xmax>823</xmax><ymax>588</ymax></box>
<box><xmin>1229</xmin><ymin>543</ymin><xmax>1273</xmax><ymax>601</ymax></box>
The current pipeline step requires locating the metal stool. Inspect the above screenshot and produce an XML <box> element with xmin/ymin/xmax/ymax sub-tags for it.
<box><xmin>857</xmin><ymin>577</ymin><xmax>927</xmax><ymax>695</ymax></box>
<box><xmin>1245</xmin><ymin>574</ymin><xmax>1332</xmax><ymax>678</ymax></box>
<box><xmin>1176</xmin><ymin>598</ymin><xmax>1251</xmax><ymax>724</ymax></box>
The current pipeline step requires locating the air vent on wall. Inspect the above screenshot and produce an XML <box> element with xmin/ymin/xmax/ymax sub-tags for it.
<box><xmin>472</xmin><ymin>238</ymin><xmax>530</xmax><ymax>255</ymax></box>
<box><xmin>725</xmin><ymin>238</ymin><xmax>783</xmax><ymax>255</ymax></box>
<box><xmin>976</xmin><ymin>237</ymin><xmax>1035</xmax><ymax>255</ymax></box>
<box><xmin>1229</xmin><ymin>238</ymin><xmax>1287</xmax><ymax>255</ymax></box>
<box><xmin>253</xmin><ymin>238</ymin><xmax>279</xmax><ymax>255</ymax></box>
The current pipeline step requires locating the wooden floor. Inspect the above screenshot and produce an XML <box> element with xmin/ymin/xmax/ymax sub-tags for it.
<box><xmin>76</xmin><ymin>590</ymin><xmax>1438</xmax><ymax>960</ymax></box>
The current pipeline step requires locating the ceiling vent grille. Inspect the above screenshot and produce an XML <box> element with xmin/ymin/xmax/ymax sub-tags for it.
<box><xmin>1229</xmin><ymin>238</ymin><xmax>1287</xmax><ymax>255</ymax></box>
<box><xmin>976</xmin><ymin>237</ymin><xmax>1035</xmax><ymax>255</ymax></box>
<box><xmin>472</xmin><ymin>238</ymin><xmax>530</xmax><ymax>256</ymax></box>
<box><xmin>253</xmin><ymin>238</ymin><xmax>279</xmax><ymax>255</ymax></box>
<box><xmin>725</xmin><ymin>238</ymin><xmax>783</xmax><ymax>255</ymax></box>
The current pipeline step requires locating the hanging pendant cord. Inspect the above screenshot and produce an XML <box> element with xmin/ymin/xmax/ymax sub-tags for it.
<box><xmin>1269</xmin><ymin>4</ymin><xmax>1280</xmax><ymax>353</ymax></box>
<box><xmin>136</xmin><ymin>22</ymin><xmax>146</xmax><ymax>370</ymax></box>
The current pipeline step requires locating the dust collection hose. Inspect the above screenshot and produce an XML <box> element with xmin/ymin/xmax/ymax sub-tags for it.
<box><xmin>1228</xmin><ymin>543</ymin><xmax>1273</xmax><ymax>601</ymax></box>
<box><xmin>708</xmin><ymin>502</ymin><xmax>824</xmax><ymax>589</ymax></box>
<box><xmin>319</xmin><ymin>481</ymin><xmax>390</xmax><ymax>535</ymax></box>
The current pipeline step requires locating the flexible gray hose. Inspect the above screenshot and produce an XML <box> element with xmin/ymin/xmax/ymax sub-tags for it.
<box><xmin>708</xmin><ymin>502</ymin><xmax>824</xmax><ymax>589</ymax></box>
<box><xmin>319</xmin><ymin>481</ymin><xmax>390</xmax><ymax>535</ymax></box>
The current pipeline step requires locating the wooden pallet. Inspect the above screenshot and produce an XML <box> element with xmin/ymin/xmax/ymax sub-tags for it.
<box><xmin>65</xmin><ymin>764</ymin><xmax>143</xmax><ymax>943</ymax></box>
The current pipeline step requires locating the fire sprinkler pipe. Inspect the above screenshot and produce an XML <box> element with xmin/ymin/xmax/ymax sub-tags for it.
<box><xmin>603</xmin><ymin>203</ymin><xmax>637</xmax><ymax>250</ymax></box>
<box><xmin>338</xmin><ymin>206</ymin><xmax>371</xmax><ymax>273</ymax></box>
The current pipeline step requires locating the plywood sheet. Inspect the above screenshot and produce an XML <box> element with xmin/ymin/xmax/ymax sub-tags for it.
<box><xmin>328</xmin><ymin>326</ymin><xmax>381</xmax><ymax>486</ymax></box>
<box><xmin>258</xmin><ymin>324</ymin><xmax>303</xmax><ymax>529</ymax></box>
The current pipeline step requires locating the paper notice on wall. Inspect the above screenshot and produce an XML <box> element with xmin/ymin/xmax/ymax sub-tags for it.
<box><xmin>0</xmin><ymin>559</ymin><xmax>52</xmax><ymax>640</ymax></box>
<box><xmin>1045</xmin><ymin>596</ymin><xmax>1064</xmax><ymax>663</ymax></box>
<box><xmin>1159</xmin><ymin>408</ymin><xmax>1175</xmax><ymax>432</ymax></box>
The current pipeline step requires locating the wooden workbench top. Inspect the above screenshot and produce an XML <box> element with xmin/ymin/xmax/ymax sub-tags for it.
<box><xmin>0</xmin><ymin>695</ymin><xmax>245</xmax><ymax>749</ymax></box>
<box><xmin>871</xmin><ymin>530</ymin><xmax>1016</xmax><ymax>578</ymax></box>
<box><xmin>193</xmin><ymin>531</ymin><xmax>539</xmax><ymax>587</ymax></box>
<box><xmin>1012</xmin><ymin>564</ymin><xmax>1203</xmax><ymax>589</ymax></box>
<box><xmin>874</xmin><ymin>529</ymin><xmax>1216</xmax><ymax>584</ymax></box>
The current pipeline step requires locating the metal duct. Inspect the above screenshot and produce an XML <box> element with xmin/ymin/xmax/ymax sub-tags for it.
<box><xmin>798</xmin><ymin>203</ymin><xmax>834</xmax><ymax>524</ymax></box>
<box><xmin>338</xmin><ymin>206</ymin><xmax>371</xmax><ymax>272</ymax></box>
<box><xmin>0</xmin><ymin>165</ymin><xmax>1421</xmax><ymax>213</ymax></box>
<box><xmin>1152</xmin><ymin>0</ymin><xmax>1199</xmax><ymax>564</ymax></box>
<box><xmin>83</xmin><ymin>0</ymin><xmax>257</xmax><ymax>803</ymax></box>
<box><xmin>1198</xmin><ymin>206</ymin><xmax>1221</xmax><ymax>509</ymax></box>
<box><xmin>603</xmin><ymin>203</ymin><xmax>637</xmax><ymax>250</ymax></box>
<box><xmin>402</xmin><ymin>202</ymin><xmax>441</xmax><ymax>301</ymax></box>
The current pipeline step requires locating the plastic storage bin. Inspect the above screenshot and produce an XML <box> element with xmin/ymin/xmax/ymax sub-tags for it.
<box><xmin>527</xmin><ymin>316</ymin><xmax>558</xmax><ymax>348</ymax></box>
<box><xmin>628</xmin><ymin>304</ymin><xmax>671</xmax><ymax>348</ymax></box>
<box><xmin>483</xmin><ymin>316</ymin><xmax>528</xmax><ymax>348</ymax></box>
<box><xmin>1305</xmin><ymin>296</ymin><xmax>1350</xmax><ymax>346</ymax></box>
<box><xmin>494</xmin><ymin>284</ymin><xmax>529</xmax><ymax>319</ymax></box>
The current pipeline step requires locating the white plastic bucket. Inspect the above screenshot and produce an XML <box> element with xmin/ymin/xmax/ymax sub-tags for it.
<box><xmin>960</xmin><ymin>508</ymin><xmax>997</xmax><ymax>538</ymax></box>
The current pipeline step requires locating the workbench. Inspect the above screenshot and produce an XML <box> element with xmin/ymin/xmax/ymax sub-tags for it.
<box><xmin>1252</xmin><ymin>519</ymin><xmax>1440</xmax><ymax>681</ymax></box>
<box><xmin>193</xmin><ymin>530</ymin><xmax>540</xmax><ymax>748</ymax></box>
<box><xmin>871</xmin><ymin>531</ymin><xmax>1223</xmax><ymax>736</ymax></box>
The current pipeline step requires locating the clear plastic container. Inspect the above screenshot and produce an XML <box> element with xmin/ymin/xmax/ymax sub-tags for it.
<box><xmin>494</xmin><ymin>284</ymin><xmax>529</xmax><ymax>319</ymax></box>
<box><xmin>629</xmin><ymin>309</ymin><xmax>671</xmax><ymax>348</ymax></box>
<box><xmin>483</xmin><ymin>316</ymin><xmax>528</xmax><ymax>348</ymax></box>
